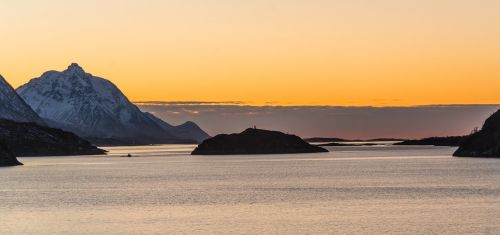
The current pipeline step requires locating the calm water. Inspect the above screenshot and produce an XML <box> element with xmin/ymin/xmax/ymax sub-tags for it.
<box><xmin>1</xmin><ymin>145</ymin><xmax>500</xmax><ymax>234</ymax></box>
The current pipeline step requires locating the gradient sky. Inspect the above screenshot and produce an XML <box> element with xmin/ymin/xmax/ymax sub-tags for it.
<box><xmin>138</xmin><ymin>103</ymin><xmax>500</xmax><ymax>138</ymax></box>
<box><xmin>1</xmin><ymin>0</ymin><xmax>500</xmax><ymax>106</ymax></box>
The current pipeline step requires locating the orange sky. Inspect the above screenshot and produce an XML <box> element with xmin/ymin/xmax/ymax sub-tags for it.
<box><xmin>1</xmin><ymin>0</ymin><xmax>499</xmax><ymax>106</ymax></box>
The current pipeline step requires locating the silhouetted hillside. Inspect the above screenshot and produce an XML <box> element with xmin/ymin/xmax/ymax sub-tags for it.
<box><xmin>0</xmin><ymin>119</ymin><xmax>106</xmax><ymax>157</ymax></box>
<box><xmin>455</xmin><ymin>109</ymin><xmax>500</xmax><ymax>157</ymax></box>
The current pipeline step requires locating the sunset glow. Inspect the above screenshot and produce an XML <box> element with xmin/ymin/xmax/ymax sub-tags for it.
<box><xmin>1</xmin><ymin>0</ymin><xmax>499</xmax><ymax>106</ymax></box>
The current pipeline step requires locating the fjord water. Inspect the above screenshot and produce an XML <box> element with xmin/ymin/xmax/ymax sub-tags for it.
<box><xmin>1</xmin><ymin>145</ymin><xmax>499</xmax><ymax>234</ymax></box>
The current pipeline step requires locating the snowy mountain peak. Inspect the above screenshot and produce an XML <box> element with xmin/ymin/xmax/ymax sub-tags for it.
<box><xmin>16</xmin><ymin>65</ymin><xmax>209</xmax><ymax>144</ymax></box>
<box><xmin>64</xmin><ymin>63</ymin><xmax>87</xmax><ymax>78</ymax></box>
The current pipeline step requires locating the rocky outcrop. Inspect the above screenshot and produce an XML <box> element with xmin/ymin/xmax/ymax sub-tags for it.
<box><xmin>0</xmin><ymin>119</ymin><xmax>106</xmax><ymax>157</ymax></box>
<box><xmin>454</xmin><ymin>109</ymin><xmax>500</xmax><ymax>157</ymax></box>
<box><xmin>0</xmin><ymin>143</ymin><xmax>22</xmax><ymax>167</ymax></box>
<box><xmin>192</xmin><ymin>128</ymin><xmax>328</xmax><ymax>155</ymax></box>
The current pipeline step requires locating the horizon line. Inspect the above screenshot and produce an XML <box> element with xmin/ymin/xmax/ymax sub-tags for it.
<box><xmin>133</xmin><ymin>101</ymin><xmax>500</xmax><ymax>108</ymax></box>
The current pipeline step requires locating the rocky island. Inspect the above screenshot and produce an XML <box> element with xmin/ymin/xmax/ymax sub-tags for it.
<box><xmin>454</xmin><ymin>109</ymin><xmax>500</xmax><ymax>158</ymax></box>
<box><xmin>192</xmin><ymin>128</ymin><xmax>328</xmax><ymax>155</ymax></box>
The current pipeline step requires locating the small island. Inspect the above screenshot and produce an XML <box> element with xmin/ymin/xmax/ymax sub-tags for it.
<box><xmin>191</xmin><ymin>128</ymin><xmax>328</xmax><ymax>155</ymax></box>
<box><xmin>454</xmin><ymin>109</ymin><xmax>500</xmax><ymax>158</ymax></box>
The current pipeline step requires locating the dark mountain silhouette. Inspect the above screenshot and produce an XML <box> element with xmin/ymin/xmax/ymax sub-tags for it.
<box><xmin>192</xmin><ymin>128</ymin><xmax>328</xmax><ymax>155</ymax></box>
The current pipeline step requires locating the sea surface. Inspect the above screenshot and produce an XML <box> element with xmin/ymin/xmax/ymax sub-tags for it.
<box><xmin>1</xmin><ymin>145</ymin><xmax>500</xmax><ymax>234</ymax></box>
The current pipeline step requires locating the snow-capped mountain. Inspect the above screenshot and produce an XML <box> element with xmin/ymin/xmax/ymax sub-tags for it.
<box><xmin>17</xmin><ymin>63</ymin><xmax>209</xmax><ymax>144</ymax></box>
<box><xmin>0</xmin><ymin>74</ymin><xmax>45</xmax><ymax>125</ymax></box>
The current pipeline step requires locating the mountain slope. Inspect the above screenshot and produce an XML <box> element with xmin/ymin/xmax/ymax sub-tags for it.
<box><xmin>17</xmin><ymin>63</ymin><xmax>208</xmax><ymax>144</ymax></box>
<box><xmin>0</xmin><ymin>75</ymin><xmax>45</xmax><ymax>125</ymax></box>
<box><xmin>144</xmin><ymin>112</ymin><xmax>210</xmax><ymax>143</ymax></box>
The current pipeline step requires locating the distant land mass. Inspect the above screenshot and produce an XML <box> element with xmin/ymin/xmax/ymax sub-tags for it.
<box><xmin>17</xmin><ymin>63</ymin><xmax>209</xmax><ymax>145</ymax></box>
<box><xmin>0</xmin><ymin>119</ymin><xmax>106</xmax><ymax>157</ymax></box>
<box><xmin>367</xmin><ymin>138</ymin><xmax>407</xmax><ymax>142</ymax></box>
<box><xmin>192</xmin><ymin>128</ymin><xmax>328</xmax><ymax>155</ymax></box>
<box><xmin>305</xmin><ymin>137</ymin><xmax>405</xmax><ymax>143</ymax></box>
<box><xmin>317</xmin><ymin>142</ymin><xmax>383</xmax><ymax>147</ymax></box>
<box><xmin>454</xmin><ymin>109</ymin><xmax>500</xmax><ymax>158</ymax></box>
<box><xmin>395</xmin><ymin>136</ymin><xmax>465</xmax><ymax>147</ymax></box>
<box><xmin>304</xmin><ymin>137</ymin><xmax>350</xmax><ymax>143</ymax></box>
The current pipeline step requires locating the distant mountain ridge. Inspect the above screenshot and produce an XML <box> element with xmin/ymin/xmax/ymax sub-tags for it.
<box><xmin>395</xmin><ymin>136</ymin><xmax>465</xmax><ymax>147</ymax></box>
<box><xmin>304</xmin><ymin>137</ymin><xmax>350</xmax><ymax>143</ymax></box>
<box><xmin>144</xmin><ymin>112</ymin><xmax>209</xmax><ymax>143</ymax></box>
<box><xmin>305</xmin><ymin>137</ymin><xmax>406</xmax><ymax>143</ymax></box>
<box><xmin>17</xmin><ymin>63</ymin><xmax>209</xmax><ymax>144</ymax></box>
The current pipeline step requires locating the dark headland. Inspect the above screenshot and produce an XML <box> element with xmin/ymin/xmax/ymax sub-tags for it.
<box><xmin>191</xmin><ymin>128</ymin><xmax>328</xmax><ymax>155</ymax></box>
<box><xmin>0</xmin><ymin>143</ymin><xmax>22</xmax><ymax>167</ymax></box>
<box><xmin>454</xmin><ymin>109</ymin><xmax>500</xmax><ymax>158</ymax></box>
<box><xmin>0</xmin><ymin>119</ymin><xmax>106</xmax><ymax>157</ymax></box>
